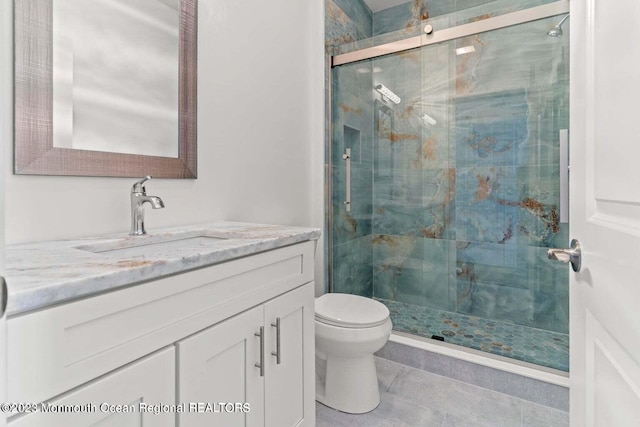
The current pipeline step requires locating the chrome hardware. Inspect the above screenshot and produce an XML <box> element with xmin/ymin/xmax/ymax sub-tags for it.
<box><xmin>132</xmin><ymin>176</ymin><xmax>151</xmax><ymax>193</ymax></box>
<box><xmin>0</xmin><ymin>277</ymin><xmax>7</xmax><ymax>318</ymax></box>
<box><xmin>343</xmin><ymin>148</ymin><xmax>351</xmax><ymax>212</ymax></box>
<box><xmin>548</xmin><ymin>239</ymin><xmax>582</xmax><ymax>272</ymax></box>
<box><xmin>255</xmin><ymin>326</ymin><xmax>265</xmax><ymax>377</ymax></box>
<box><xmin>271</xmin><ymin>317</ymin><xmax>281</xmax><ymax>364</ymax></box>
<box><xmin>424</xmin><ymin>24</ymin><xmax>434</xmax><ymax>34</ymax></box>
<box><xmin>130</xmin><ymin>176</ymin><xmax>165</xmax><ymax>236</ymax></box>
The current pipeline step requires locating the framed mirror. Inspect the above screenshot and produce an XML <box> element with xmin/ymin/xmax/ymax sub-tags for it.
<box><xmin>14</xmin><ymin>0</ymin><xmax>197</xmax><ymax>178</ymax></box>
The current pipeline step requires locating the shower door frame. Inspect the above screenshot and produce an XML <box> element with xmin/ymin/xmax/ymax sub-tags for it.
<box><xmin>326</xmin><ymin>0</ymin><xmax>570</xmax><ymax>292</ymax></box>
<box><xmin>332</xmin><ymin>1</ymin><xmax>569</xmax><ymax>66</ymax></box>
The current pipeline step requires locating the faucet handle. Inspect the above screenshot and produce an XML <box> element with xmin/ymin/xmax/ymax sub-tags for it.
<box><xmin>131</xmin><ymin>176</ymin><xmax>152</xmax><ymax>194</ymax></box>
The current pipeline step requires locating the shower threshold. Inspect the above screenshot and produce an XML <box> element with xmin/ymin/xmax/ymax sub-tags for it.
<box><xmin>376</xmin><ymin>298</ymin><xmax>569</xmax><ymax>372</ymax></box>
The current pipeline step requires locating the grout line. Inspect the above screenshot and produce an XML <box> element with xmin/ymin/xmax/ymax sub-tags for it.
<box><xmin>385</xmin><ymin>363</ymin><xmax>403</xmax><ymax>393</ymax></box>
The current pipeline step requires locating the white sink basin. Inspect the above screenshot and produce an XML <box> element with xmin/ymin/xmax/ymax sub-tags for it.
<box><xmin>76</xmin><ymin>235</ymin><xmax>228</xmax><ymax>258</ymax></box>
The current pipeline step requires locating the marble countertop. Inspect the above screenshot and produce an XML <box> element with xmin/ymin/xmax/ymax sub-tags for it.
<box><xmin>5</xmin><ymin>222</ymin><xmax>321</xmax><ymax>317</ymax></box>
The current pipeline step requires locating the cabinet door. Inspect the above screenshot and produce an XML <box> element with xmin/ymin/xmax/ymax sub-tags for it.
<box><xmin>9</xmin><ymin>347</ymin><xmax>175</xmax><ymax>427</ymax></box>
<box><xmin>177</xmin><ymin>306</ymin><xmax>264</xmax><ymax>427</ymax></box>
<box><xmin>264</xmin><ymin>283</ymin><xmax>315</xmax><ymax>427</ymax></box>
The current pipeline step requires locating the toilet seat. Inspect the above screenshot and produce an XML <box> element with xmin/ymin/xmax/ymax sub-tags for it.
<box><xmin>315</xmin><ymin>293</ymin><xmax>390</xmax><ymax>328</ymax></box>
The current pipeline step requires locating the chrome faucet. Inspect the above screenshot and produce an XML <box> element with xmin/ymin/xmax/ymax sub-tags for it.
<box><xmin>130</xmin><ymin>176</ymin><xmax>165</xmax><ymax>236</ymax></box>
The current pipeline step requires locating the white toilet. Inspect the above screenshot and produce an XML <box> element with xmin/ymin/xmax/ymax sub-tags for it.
<box><xmin>315</xmin><ymin>293</ymin><xmax>393</xmax><ymax>414</ymax></box>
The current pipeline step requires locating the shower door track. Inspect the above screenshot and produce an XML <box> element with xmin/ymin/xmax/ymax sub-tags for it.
<box><xmin>331</xmin><ymin>0</ymin><xmax>569</xmax><ymax>67</ymax></box>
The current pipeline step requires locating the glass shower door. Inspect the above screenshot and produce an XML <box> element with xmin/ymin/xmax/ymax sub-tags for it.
<box><xmin>330</xmin><ymin>58</ymin><xmax>376</xmax><ymax>298</ymax></box>
<box><xmin>330</xmin><ymin>12</ymin><xmax>569</xmax><ymax>371</ymax></box>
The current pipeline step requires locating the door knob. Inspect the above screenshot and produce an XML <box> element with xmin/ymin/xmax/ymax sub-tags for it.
<box><xmin>0</xmin><ymin>277</ymin><xmax>6</xmax><ymax>318</ymax></box>
<box><xmin>547</xmin><ymin>239</ymin><xmax>582</xmax><ymax>272</ymax></box>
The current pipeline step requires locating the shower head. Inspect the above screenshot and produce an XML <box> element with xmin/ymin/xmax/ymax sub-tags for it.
<box><xmin>548</xmin><ymin>14</ymin><xmax>569</xmax><ymax>37</ymax></box>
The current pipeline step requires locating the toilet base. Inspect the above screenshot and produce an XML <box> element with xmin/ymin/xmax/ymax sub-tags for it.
<box><xmin>315</xmin><ymin>351</ymin><xmax>380</xmax><ymax>414</ymax></box>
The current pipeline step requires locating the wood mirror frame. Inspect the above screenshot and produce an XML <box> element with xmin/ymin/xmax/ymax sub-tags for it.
<box><xmin>14</xmin><ymin>0</ymin><xmax>197</xmax><ymax>178</ymax></box>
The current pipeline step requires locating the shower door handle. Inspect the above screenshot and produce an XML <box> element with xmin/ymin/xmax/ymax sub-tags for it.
<box><xmin>343</xmin><ymin>148</ymin><xmax>351</xmax><ymax>212</ymax></box>
<box><xmin>548</xmin><ymin>239</ymin><xmax>582</xmax><ymax>272</ymax></box>
<box><xmin>559</xmin><ymin>129</ymin><xmax>569</xmax><ymax>223</ymax></box>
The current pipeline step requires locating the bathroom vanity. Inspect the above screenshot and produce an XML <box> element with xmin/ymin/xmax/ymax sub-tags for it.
<box><xmin>4</xmin><ymin>222</ymin><xmax>319</xmax><ymax>427</ymax></box>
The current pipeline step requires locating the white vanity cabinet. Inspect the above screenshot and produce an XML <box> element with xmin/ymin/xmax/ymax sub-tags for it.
<box><xmin>6</xmin><ymin>240</ymin><xmax>316</xmax><ymax>427</ymax></box>
<box><xmin>177</xmin><ymin>283</ymin><xmax>314</xmax><ymax>427</ymax></box>
<box><xmin>8</xmin><ymin>347</ymin><xmax>175</xmax><ymax>427</ymax></box>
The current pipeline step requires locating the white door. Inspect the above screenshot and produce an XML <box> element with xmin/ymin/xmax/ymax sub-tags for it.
<box><xmin>0</xmin><ymin>0</ymin><xmax>9</xmax><ymax>424</ymax></box>
<box><xmin>176</xmin><ymin>306</ymin><xmax>265</xmax><ymax>427</ymax></box>
<box><xmin>569</xmin><ymin>0</ymin><xmax>640</xmax><ymax>425</ymax></box>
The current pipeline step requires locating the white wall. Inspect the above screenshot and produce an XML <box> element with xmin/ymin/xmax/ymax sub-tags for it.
<box><xmin>4</xmin><ymin>0</ymin><xmax>325</xmax><ymax>290</ymax></box>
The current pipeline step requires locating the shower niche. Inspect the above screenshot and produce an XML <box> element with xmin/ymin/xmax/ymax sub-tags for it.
<box><xmin>343</xmin><ymin>125</ymin><xmax>362</xmax><ymax>164</ymax></box>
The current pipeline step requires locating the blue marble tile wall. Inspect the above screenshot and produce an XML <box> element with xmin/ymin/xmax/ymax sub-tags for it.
<box><xmin>370</xmin><ymin>11</ymin><xmax>570</xmax><ymax>335</ymax></box>
<box><xmin>373</xmin><ymin>0</ymin><xmax>429</xmax><ymax>36</ymax></box>
<box><xmin>326</xmin><ymin>0</ymin><xmax>375</xmax><ymax>296</ymax></box>
<box><xmin>326</xmin><ymin>0</ymin><xmax>372</xmax><ymax>50</ymax></box>
<box><xmin>372</xmin><ymin>0</ymin><xmax>559</xmax><ymax>36</ymax></box>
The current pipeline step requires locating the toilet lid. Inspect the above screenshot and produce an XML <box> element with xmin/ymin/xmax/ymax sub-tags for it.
<box><xmin>315</xmin><ymin>293</ymin><xmax>390</xmax><ymax>328</ymax></box>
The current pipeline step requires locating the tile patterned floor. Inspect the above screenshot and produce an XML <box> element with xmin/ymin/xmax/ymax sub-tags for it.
<box><xmin>316</xmin><ymin>357</ymin><xmax>569</xmax><ymax>427</ymax></box>
<box><xmin>376</xmin><ymin>298</ymin><xmax>569</xmax><ymax>372</ymax></box>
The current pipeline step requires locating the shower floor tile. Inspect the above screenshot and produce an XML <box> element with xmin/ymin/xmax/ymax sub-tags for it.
<box><xmin>376</xmin><ymin>298</ymin><xmax>569</xmax><ymax>372</ymax></box>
